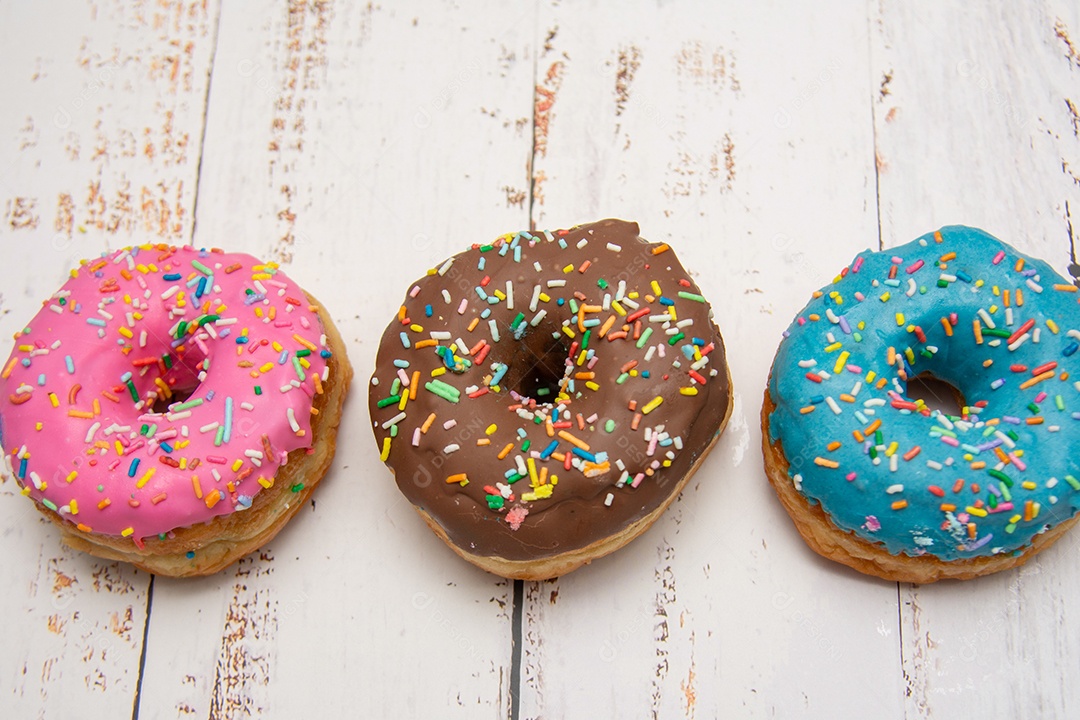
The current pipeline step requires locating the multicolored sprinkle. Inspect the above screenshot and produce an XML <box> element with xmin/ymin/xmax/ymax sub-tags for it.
<box><xmin>369</xmin><ymin>220</ymin><xmax>731</xmax><ymax>560</ymax></box>
<box><xmin>0</xmin><ymin>245</ymin><xmax>333</xmax><ymax>543</ymax></box>
<box><xmin>768</xmin><ymin>226</ymin><xmax>1080</xmax><ymax>561</ymax></box>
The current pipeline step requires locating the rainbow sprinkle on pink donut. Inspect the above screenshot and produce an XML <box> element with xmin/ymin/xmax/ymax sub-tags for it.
<box><xmin>0</xmin><ymin>244</ymin><xmax>333</xmax><ymax>546</ymax></box>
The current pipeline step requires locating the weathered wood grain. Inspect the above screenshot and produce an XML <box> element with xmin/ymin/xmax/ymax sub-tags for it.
<box><xmin>870</xmin><ymin>2</ymin><xmax>1080</xmax><ymax>717</ymax></box>
<box><xmin>0</xmin><ymin>1</ymin><xmax>218</xmax><ymax>717</ymax></box>
<box><xmin>4</xmin><ymin>2</ymin><xmax>1080</xmax><ymax>718</ymax></box>
<box><xmin>518</xmin><ymin>2</ymin><xmax>903</xmax><ymax>718</ymax></box>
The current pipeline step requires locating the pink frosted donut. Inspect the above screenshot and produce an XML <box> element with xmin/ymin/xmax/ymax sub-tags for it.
<box><xmin>0</xmin><ymin>244</ymin><xmax>351</xmax><ymax>576</ymax></box>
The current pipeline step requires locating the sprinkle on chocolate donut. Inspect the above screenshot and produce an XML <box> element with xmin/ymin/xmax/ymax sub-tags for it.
<box><xmin>764</xmin><ymin>226</ymin><xmax>1080</xmax><ymax>581</ymax></box>
<box><xmin>369</xmin><ymin>219</ymin><xmax>732</xmax><ymax>578</ymax></box>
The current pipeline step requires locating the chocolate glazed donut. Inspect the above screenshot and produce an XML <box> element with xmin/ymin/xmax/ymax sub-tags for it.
<box><xmin>369</xmin><ymin>219</ymin><xmax>732</xmax><ymax>579</ymax></box>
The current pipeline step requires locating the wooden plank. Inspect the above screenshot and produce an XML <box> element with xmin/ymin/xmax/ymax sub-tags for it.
<box><xmin>871</xmin><ymin>2</ymin><xmax>1080</xmax><ymax>260</ymax></box>
<box><xmin>7</xmin><ymin>2</ymin><xmax>1080</xmax><ymax>716</ymax></box>
<box><xmin>870</xmin><ymin>3</ymin><xmax>1080</xmax><ymax>716</ymax></box>
<box><xmin>519</xmin><ymin>2</ymin><xmax>904</xmax><ymax>717</ymax></box>
<box><xmin>134</xmin><ymin>2</ymin><xmax>535</xmax><ymax>717</ymax></box>
<box><xmin>0</xmin><ymin>540</ymin><xmax>149</xmax><ymax>720</ymax></box>
<box><xmin>0</xmin><ymin>1</ymin><xmax>219</xmax><ymax>717</ymax></box>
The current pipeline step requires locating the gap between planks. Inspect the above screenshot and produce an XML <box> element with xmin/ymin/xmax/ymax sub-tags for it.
<box><xmin>511</xmin><ymin>4</ymin><xmax>544</xmax><ymax>711</ymax></box>
<box><xmin>510</xmin><ymin>579</ymin><xmax>525</xmax><ymax>720</ymax></box>
<box><xmin>130</xmin><ymin>575</ymin><xmax>157</xmax><ymax>720</ymax></box>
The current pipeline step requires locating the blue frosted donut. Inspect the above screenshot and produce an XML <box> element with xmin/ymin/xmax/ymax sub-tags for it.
<box><xmin>764</xmin><ymin>226</ymin><xmax>1080</xmax><ymax>581</ymax></box>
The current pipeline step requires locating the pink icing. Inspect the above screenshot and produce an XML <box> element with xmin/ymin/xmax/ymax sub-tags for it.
<box><xmin>0</xmin><ymin>245</ymin><xmax>332</xmax><ymax>541</ymax></box>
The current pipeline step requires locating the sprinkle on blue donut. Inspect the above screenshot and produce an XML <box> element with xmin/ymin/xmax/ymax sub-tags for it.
<box><xmin>768</xmin><ymin>226</ymin><xmax>1080</xmax><ymax>561</ymax></box>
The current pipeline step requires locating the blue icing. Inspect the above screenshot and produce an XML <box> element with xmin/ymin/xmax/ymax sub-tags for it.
<box><xmin>768</xmin><ymin>226</ymin><xmax>1080</xmax><ymax>561</ymax></box>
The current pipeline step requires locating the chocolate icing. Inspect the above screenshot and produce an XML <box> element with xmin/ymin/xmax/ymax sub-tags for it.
<box><xmin>368</xmin><ymin>220</ymin><xmax>731</xmax><ymax>561</ymax></box>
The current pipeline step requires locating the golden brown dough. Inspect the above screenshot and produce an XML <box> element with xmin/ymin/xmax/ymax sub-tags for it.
<box><xmin>761</xmin><ymin>390</ymin><xmax>1077</xmax><ymax>583</ymax></box>
<box><xmin>409</xmin><ymin>368</ymin><xmax>733</xmax><ymax>581</ymax></box>
<box><xmin>46</xmin><ymin>293</ymin><xmax>352</xmax><ymax>578</ymax></box>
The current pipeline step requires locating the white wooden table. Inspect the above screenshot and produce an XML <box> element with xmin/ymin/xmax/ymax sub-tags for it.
<box><xmin>2</xmin><ymin>2</ymin><xmax>1079</xmax><ymax>718</ymax></box>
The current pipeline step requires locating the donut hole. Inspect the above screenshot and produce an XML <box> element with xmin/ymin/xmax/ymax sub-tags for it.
<box><xmin>149</xmin><ymin>381</ymin><xmax>200</xmax><ymax>415</ymax></box>
<box><xmin>502</xmin><ymin>329</ymin><xmax>571</xmax><ymax>404</ymax></box>
<box><xmin>146</xmin><ymin>344</ymin><xmax>208</xmax><ymax>415</ymax></box>
<box><xmin>905</xmin><ymin>372</ymin><xmax>965</xmax><ymax>416</ymax></box>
